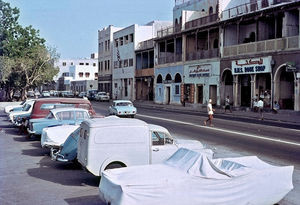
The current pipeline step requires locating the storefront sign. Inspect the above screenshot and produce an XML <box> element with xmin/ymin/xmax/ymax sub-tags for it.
<box><xmin>232</xmin><ymin>56</ymin><xmax>271</xmax><ymax>75</ymax></box>
<box><xmin>188</xmin><ymin>64</ymin><xmax>211</xmax><ymax>77</ymax></box>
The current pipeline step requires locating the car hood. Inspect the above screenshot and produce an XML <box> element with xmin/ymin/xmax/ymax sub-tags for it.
<box><xmin>41</xmin><ymin>125</ymin><xmax>79</xmax><ymax>147</ymax></box>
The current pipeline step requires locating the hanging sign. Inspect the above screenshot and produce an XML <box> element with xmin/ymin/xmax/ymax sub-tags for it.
<box><xmin>232</xmin><ymin>56</ymin><xmax>272</xmax><ymax>75</ymax></box>
<box><xmin>188</xmin><ymin>64</ymin><xmax>211</xmax><ymax>77</ymax></box>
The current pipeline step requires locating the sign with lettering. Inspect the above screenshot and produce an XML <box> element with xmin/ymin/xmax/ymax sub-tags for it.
<box><xmin>189</xmin><ymin>64</ymin><xmax>211</xmax><ymax>77</ymax></box>
<box><xmin>232</xmin><ymin>56</ymin><xmax>271</xmax><ymax>75</ymax></box>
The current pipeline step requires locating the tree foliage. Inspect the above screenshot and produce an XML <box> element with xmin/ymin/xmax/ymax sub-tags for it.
<box><xmin>0</xmin><ymin>0</ymin><xmax>59</xmax><ymax>100</ymax></box>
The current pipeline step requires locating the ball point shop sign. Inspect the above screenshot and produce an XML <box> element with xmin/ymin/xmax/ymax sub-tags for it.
<box><xmin>232</xmin><ymin>56</ymin><xmax>272</xmax><ymax>75</ymax></box>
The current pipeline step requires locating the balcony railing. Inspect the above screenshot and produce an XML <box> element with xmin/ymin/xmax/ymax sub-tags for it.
<box><xmin>158</xmin><ymin>53</ymin><xmax>182</xmax><ymax>65</ymax></box>
<box><xmin>223</xmin><ymin>36</ymin><xmax>299</xmax><ymax>57</ymax></box>
<box><xmin>185</xmin><ymin>14</ymin><xmax>218</xmax><ymax>30</ymax></box>
<box><xmin>221</xmin><ymin>0</ymin><xmax>293</xmax><ymax>20</ymax></box>
<box><xmin>186</xmin><ymin>48</ymin><xmax>219</xmax><ymax>61</ymax></box>
<box><xmin>136</xmin><ymin>39</ymin><xmax>154</xmax><ymax>50</ymax></box>
<box><xmin>157</xmin><ymin>25</ymin><xmax>182</xmax><ymax>38</ymax></box>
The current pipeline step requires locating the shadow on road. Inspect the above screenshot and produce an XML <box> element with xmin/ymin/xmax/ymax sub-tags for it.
<box><xmin>27</xmin><ymin>156</ymin><xmax>100</xmax><ymax>187</ymax></box>
<box><xmin>64</xmin><ymin>195</ymin><xmax>105</xmax><ymax>205</ymax></box>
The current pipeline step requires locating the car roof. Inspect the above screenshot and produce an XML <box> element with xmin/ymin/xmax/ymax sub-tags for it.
<box><xmin>113</xmin><ymin>100</ymin><xmax>132</xmax><ymax>103</ymax></box>
<box><xmin>83</xmin><ymin>117</ymin><xmax>146</xmax><ymax>128</ymax></box>
<box><xmin>35</xmin><ymin>97</ymin><xmax>90</xmax><ymax>103</ymax></box>
<box><xmin>50</xmin><ymin>107</ymin><xmax>88</xmax><ymax>113</ymax></box>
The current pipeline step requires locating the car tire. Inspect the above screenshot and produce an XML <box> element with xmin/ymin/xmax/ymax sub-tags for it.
<box><xmin>105</xmin><ymin>162</ymin><xmax>125</xmax><ymax>170</ymax></box>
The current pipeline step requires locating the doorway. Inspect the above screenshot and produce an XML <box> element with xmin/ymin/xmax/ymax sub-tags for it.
<box><xmin>165</xmin><ymin>86</ymin><xmax>171</xmax><ymax>104</ymax></box>
<box><xmin>197</xmin><ymin>85</ymin><xmax>203</xmax><ymax>104</ymax></box>
<box><xmin>240</xmin><ymin>75</ymin><xmax>251</xmax><ymax>107</ymax></box>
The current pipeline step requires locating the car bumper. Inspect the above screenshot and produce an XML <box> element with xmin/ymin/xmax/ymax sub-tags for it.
<box><xmin>27</xmin><ymin>128</ymin><xmax>36</xmax><ymax>134</ymax></box>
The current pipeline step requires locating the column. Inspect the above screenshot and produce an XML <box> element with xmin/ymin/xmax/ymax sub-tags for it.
<box><xmin>182</xmin><ymin>34</ymin><xmax>186</xmax><ymax>62</ymax></box>
<box><xmin>250</xmin><ymin>74</ymin><xmax>256</xmax><ymax>108</ymax></box>
<box><xmin>233</xmin><ymin>75</ymin><xmax>239</xmax><ymax>107</ymax></box>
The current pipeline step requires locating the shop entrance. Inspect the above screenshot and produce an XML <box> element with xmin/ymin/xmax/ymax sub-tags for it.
<box><xmin>222</xmin><ymin>69</ymin><xmax>233</xmax><ymax>104</ymax></box>
<box><xmin>197</xmin><ymin>85</ymin><xmax>203</xmax><ymax>104</ymax></box>
<box><xmin>279</xmin><ymin>69</ymin><xmax>294</xmax><ymax>109</ymax></box>
<box><xmin>240</xmin><ymin>75</ymin><xmax>251</xmax><ymax>107</ymax></box>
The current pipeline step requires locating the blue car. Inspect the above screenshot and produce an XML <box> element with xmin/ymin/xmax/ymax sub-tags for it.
<box><xmin>27</xmin><ymin>107</ymin><xmax>90</xmax><ymax>136</ymax></box>
<box><xmin>52</xmin><ymin>127</ymin><xmax>81</xmax><ymax>162</ymax></box>
<box><xmin>108</xmin><ymin>100</ymin><xmax>137</xmax><ymax>118</ymax></box>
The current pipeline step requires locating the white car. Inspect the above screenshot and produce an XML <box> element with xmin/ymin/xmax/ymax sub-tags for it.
<box><xmin>41</xmin><ymin>124</ymin><xmax>80</xmax><ymax>148</ymax></box>
<box><xmin>108</xmin><ymin>100</ymin><xmax>136</xmax><ymax>117</ymax></box>
<box><xmin>95</xmin><ymin>92</ymin><xmax>110</xmax><ymax>102</ymax></box>
<box><xmin>99</xmin><ymin>148</ymin><xmax>294</xmax><ymax>205</ymax></box>
<box><xmin>4</xmin><ymin>100</ymin><xmax>28</xmax><ymax>113</ymax></box>
<box><xmin>42</xmin><ymin>91</ymin><xmax>50</xmax><ymax>97</ymax></box>
<box><xmin>8</xmin><ymin>100</ymin><xmax>35</xmax><ymax>124</ymax></box>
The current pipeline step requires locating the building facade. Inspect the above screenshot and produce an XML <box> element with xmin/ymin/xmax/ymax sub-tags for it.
<box><xmin>98</xmin><ymin>26</ymin><xmax>123</xmax><ymax>98</ymax></box>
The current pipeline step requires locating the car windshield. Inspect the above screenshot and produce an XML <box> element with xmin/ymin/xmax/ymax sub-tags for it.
<box><xmin>116</xmin><ymin>102</ymin><xmax>132</xmax><ymax>106</ymax></box>
<box><xmin>23</xmin><ymin>104</ymin><xmax>31</xmax><ymax>111</ymax></box>
<box><xmin>20</xmin><ymin>100</ymin><xmax>26</xmax><ymax>105</ymax></box>
<box><xmin>152</xmin><ymin>131</ymin><xmax>173</xmax><ymax>146</ymax></box>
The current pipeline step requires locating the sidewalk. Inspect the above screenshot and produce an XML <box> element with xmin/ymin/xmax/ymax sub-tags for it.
<box><xmin>133</xmin><ymin>100</ymin><xmax>300</xmax><ymax>126</ymax></box>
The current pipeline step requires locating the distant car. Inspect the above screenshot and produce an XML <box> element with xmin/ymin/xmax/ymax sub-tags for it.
<box><xmin>95</xmin><ymin>92</ymin><xmax>110</xmax><ymax>102</ymax></box>
<box><xmin>27</xmin><ymin>107</ymin><xmax>91</xmax><ymax>136</ymax></box>
<box><xmin>34</xmin><ymin>91</ymin><xmax>41</xmax><ymax>97</ymax></box>
<box><xmin>78</xmin><ymin>92</ymin><xmax>87</xmax><ymax>98</ymax></box>
<box><xmin>27</xmin><ymin>91</ymin><xmax>35</xmax><ymax>98</ymax></box>
<box><xmin>108</xmin><ymin>100</ymin><xmax>137</xmax><ymax>118</ymax></box>
<box><xmin>42</xmin><ymin>91</ymin><xmax>50</xmax><ymax>97</ymax></box>
<box><xmin>87</xmin><ymin>89</ymin><xmax>98</xmax><ymax>100</ymax></box>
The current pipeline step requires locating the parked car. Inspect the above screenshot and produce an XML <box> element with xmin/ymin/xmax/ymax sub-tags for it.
<box><xmin>41</xmin><ymin>124</ymin><xmax>79</xmax><ymax>149</ymax></box>
<box><xmin>8</xmin><ymin>100</ymin><xmax>35</xmax><ymax>125</ymax></box>
<box><xmin>95</xmin><ymin>92</ymin><xmax>110</xmax><ymax>102</ymax></box>
<box><xmin>87</xmin><ymin>89</ymin><xmax>98</xmax><ymax>100</ymax></box>
<box><xmin>27</xmin><ymin>91</ymin><xmax>35</xmax><ymax>98</ymax></box>
<box><xmin>108</xmin><ymin>100</ymin><xmax>136</xmax><ymax>118</ymax></box>
<box><xmin>28</xmin><ymin>97</ymin><xmax>96</xmax><ymax>120</ymax></box>
<box><xmin>99</xmin><ymin>148</ymin><xmax>294</xmax><ymax>205</ymax></box>
<box><xmin>27</xmin><ymin>107</ymin><xmax>90</xmax><ymax>136</ymax></box>
<box><xmin>78</xmin><ymin>92</ymin><xmax>87</xmax><ymax>98</ymax></box>
<box><xmin>34</xmin><ymin>91</ymin><xmax>41</xmax><ymax>97</ymax></box>
<box><xmin>77</xmin><ymin>118</ymin><xmax>212</xmax><ymax>176</ymax></box>
<box><xmin>4</xmin><ymin>99</ymin><xmax>29</xmax><ymax>113</ymax></box>
<box><xmin>42</xmin><ymin>91</ymin><xmax>50</xmax><ymax>97</ymax></box>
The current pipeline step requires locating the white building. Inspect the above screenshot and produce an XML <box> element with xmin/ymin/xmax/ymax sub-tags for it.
<box><xmin>112</xmin><ymin>21</ymin><xmax>172</xmax><ymax>100</ymax></box>
<box><xmin>54</xmin><ymin>55</ymin><xmax>98</xmax><ymax>91</ymax></box>
<box><xmin>98</xmin><ymin>25</ymin><xmax>123</xmax><ymax>97</ymax></box>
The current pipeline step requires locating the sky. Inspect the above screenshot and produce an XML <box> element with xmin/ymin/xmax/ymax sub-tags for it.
<box><xmin>6</xmin><ymin>0</ymin><xmax>174</xmax><ymax>59</ymax></box>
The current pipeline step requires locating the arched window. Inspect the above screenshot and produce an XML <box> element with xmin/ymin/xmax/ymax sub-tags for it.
<box><xmin>156</xmin><ymin>74</ymin><xmax>163</xmax><ymax>84</ymax></box>
<box><xmin>209</xmin><ymin>7</ymin><xmax>213</xmax><ymax>15</ymax></box>
<box><xmin>174</xmin><ymin>73</ymin><xmax>182</xmax><ymax>83</ymax></box>
<box><xmin>165</xmin><ymin>74</ymin><xmax>172</xmax><ymax>81</ymax></box>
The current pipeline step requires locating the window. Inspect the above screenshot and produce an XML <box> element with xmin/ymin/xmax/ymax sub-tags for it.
<box><xmin>156</xmin><ymin>75</ymin><xmax>163</xmax><ymax>83</ymax></box>
<box><xmin>114</xmin><ymin>83</ymin><xmax>117</xmax><ymax>88</ymax></box>
<box><xmin>124</xmin><ymin>35</ymin><xmax>128</xmax><ymax>44</ymax></box>
<box><xmin>107</xmin><ymin>60</ymin><xmax>110</xmax><ymax>70</ymax></box>
<box><xmin>124</xmin><ymin>59</ymin><xmax>128</xmax><ymax>67</ymax></box>
<box><xmin>152</xmin><ymin>131</ymin><xmax>173</xmax><ymax>146</ymax></box>
<box><xmin>85</xmin><ymin>63</ymin><xmax>89</xmax><ymax>65</ymax></box>
<box><xmin>56</xmin><ymin>111</ymin><xmax>74</xmax><ymax>120</ymax></box>
<box><xmin>62</xmin><ymin>62</ymin><xmax>66</xmax><ymax>66</ymax></box>
<box><xmin>119</xmin><ymin>60</ymin><xmax>122</xmax><ymax>68</ymax></box>
<box><xmin>79</xmin><ymin>62</ymin><xmax>84</xmax><ymax>65</ymax></box>
<box><xmin>130</xmin><ymin>33</ymin><xmax>134</xmax><ymax>42</ymax></box>
<box><xmin>107</xmin><ymin>40</ymin><xmax>110</xmax><ymax>51</ymax></box>
<box><xmin>105</xmin><ymin>41</ymin><xmax>108</xmax><ymax>51</ymax></box>
<box><xmin>93</xmin><ymin>63</ymin><xmax>96</xmax><ymax>66</ymax></box>
<box><xmin>175</xmin><ymin>85</ymin><xmax>180</xmax><ymax>95</ymax></box>
<box><xmin>85</xmin><ymin>72</ymin><xmax>90</xmax><ymax>78</ymax></box>
<box><xmin>119</xmin><ymin>37</ymin><xmax>123</xmax><ymax>46</ymax></box>
<box><xmin>79</xmin><ymin>72</ymin><xmax>83</xmax><ymax>77</ymax></box>
<box><xmin>105</xmin><ymin>61</ymin><xmax>107</xmax><ymax>70</ymax></box>
<box><xmin>71</xmin><ymin>62</ymin><xmax>73</xmax><ymax>65</ymax></box>
<box><xmin>100</xmin><ymin>61</ymin><xmax>103</xmax><ymax>70</ymax></box>
<box><xmin>115</xmin><ymin>39</ymin><xmax>118</xmax><ymax>47</ymax></box>
<box><xmin>114</xmin><ymin>61</ymin><xmax>118</xmax><ymax>69</ymax></box>
<box><xmin>129</xmin><ymin>58</ymin><xmax>133</xmax><ymax>66</ymax></box>
<box><xmin>75</xmin><ymin>111</ymin><xmax>89</xmax><ymax>120</ymax></box>
<box><xmin>46</xmin><ymin>112</ymin><xmax>55</xmax><ymax>119</ymax></box>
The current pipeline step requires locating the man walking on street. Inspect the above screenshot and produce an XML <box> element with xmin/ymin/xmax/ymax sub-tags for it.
<box><xmin>224</xmin><ymin>96</ymin><xmax>232</xmax><ymax>113</ymax></box>
<box><xmin>204</xmin><ymin>99</ymin><xmax>215</xmax><ymax>126</ymax></box>
<box><xmin>257</xmin><ymin>98</ymin><xmax>264</xmax><ymax>120</ymax></box>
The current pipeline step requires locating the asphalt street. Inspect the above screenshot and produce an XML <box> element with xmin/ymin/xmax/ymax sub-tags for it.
<box><xmin>0</xmin><ymin>101</ymin><xmax>299</xmax><ymax>205</ymax></box>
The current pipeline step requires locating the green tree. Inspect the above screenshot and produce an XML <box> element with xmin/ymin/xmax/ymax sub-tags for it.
<box><xmin>0</xmin><ymin>0</ymin><xmax>59</xmax><ymax>100</ymax></box>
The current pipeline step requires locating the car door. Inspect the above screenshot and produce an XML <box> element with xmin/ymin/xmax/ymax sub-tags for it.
<box><xmin>151</xmin><ymin>131</ymin><xmax>178</xmax><ymax>164</ymax></box>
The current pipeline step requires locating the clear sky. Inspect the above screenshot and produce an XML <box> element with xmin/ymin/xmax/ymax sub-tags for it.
<box><xmin>6</xmin><ymin>0</ymin><xmax>174</xmax><ymax>59</ymax></box>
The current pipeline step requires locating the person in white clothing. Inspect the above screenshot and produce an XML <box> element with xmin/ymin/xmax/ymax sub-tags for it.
<box><xmin>204</xmin><ymin>99</ymin><xmax>215</xmax><ymax>126</ymax></box>
<box><xmin>257</xmin><ymin>98</ymin><xmax>264</xmax><ymax>120</ymax></box>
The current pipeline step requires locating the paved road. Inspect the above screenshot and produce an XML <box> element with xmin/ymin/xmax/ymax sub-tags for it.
<box><xmin>0</xmin><ymin>101</ymin><xmax>299</xmax><ymax>204</ymax></box>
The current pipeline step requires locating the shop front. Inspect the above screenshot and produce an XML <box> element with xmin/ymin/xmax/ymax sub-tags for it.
<box><xmin>183</xmin><ymin>61</ymin><xmax>220</xmax><ymax>106</ymax></box>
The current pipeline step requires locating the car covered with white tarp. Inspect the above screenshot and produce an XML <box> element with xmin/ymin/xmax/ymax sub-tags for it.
<box><xmin>99</xmin><ymin>148</ymin><xmax>294</xmax><ymax>205</ymax></box>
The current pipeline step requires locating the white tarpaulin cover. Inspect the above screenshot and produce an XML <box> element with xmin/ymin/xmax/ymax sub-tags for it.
<box><xmin>41</xmin><ymin>125</ymin><xmax>79</xmax><ymax>147</ymax></box>
<box><xmin>99</xmin><ymin>148</ymin><xmax>294</xmax><ymax>205</ymax></box>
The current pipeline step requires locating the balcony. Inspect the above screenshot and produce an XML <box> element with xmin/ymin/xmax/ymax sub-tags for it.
<box><xmin>158</xmin><ymin>53</ymin><xmax>182</xmax><ymax>65</ymax></box>
<box><xmin>136</xmin><ymin>39</ymin><xmax>154</xmax><ymax>51</ymax></box>
<box><xmin>157</xmin><ymin>25</ymin><xmax>182</xmax><ymax>38</ymax></box>
<box><xmin>185</xmin><ymin>14</ymin><xmax>218</xmax><ymax>30</ymax></box>
<box><xmin>223</xmin><ymin>36</ymin><xmax>299</xmax><ymax>57</ymax></box>
<box><xmin>221</xmin><ymin>0</ymin><xmax>293</xmax><ymax>21</ymax></box>
<box><xmin>186</xmin><ymin>48</ymin><xmax>219</xmax><ymax>61</ymax></box>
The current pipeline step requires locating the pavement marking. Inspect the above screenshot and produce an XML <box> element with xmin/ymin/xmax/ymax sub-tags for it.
<box><xmin>137</xmin><ymin>114</ymin><xmax>300</xmax><ymax>147</ymax></box>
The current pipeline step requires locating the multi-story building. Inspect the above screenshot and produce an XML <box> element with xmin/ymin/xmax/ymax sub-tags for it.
<box><xmin>154</xmin><ymin>0</ymin><xmax>300</xmax><ymax>111</ymax></box>
<box><xmin>112</xmin><ymin>21</ymin><xmax>172</xmax><ymax>100</ymax></box>
<box><xmin>98</xmin><ymin>25</ymin><xmax>123</xmax><ymax>98</ymax></box>
<box><xmin>55</xmin><ymin>55</ymin><xmax>98</xmax><ymax>92</ymax></box>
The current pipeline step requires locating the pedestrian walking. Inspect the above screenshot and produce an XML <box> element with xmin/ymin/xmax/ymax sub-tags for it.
<box><xmin>272</xmin><ymin>101</ymin><xmax>280</xmax><ymax>114</ymax></box>
<box><xmin>224</xmin><ymin>96</ymin><xmax>232</xmax><ymax>113</ymax></box>
<box><xmin>257</xmin><ymin>98</ymin><xmax>264</xmax><ymax>120</ymax></box>
<box><xmin>204</xmin><ymin>99</ymin><xmax>215</xmax><ymax>126</ymax></box>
